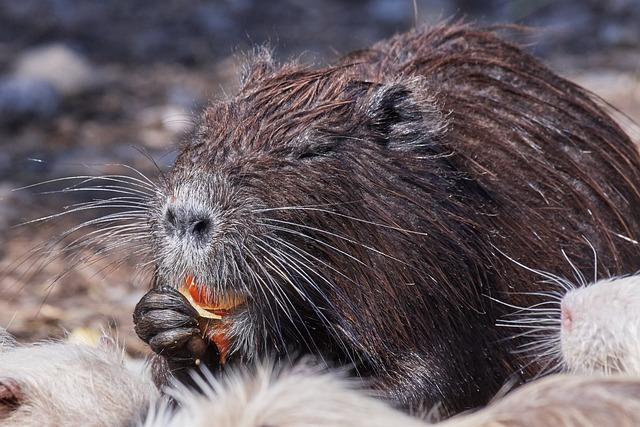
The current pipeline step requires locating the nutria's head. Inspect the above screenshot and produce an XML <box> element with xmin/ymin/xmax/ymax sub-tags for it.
<box><xmin>148</xmin><ymin>51</ymin><xmax>453</xmax><ymax>368</ymax></box>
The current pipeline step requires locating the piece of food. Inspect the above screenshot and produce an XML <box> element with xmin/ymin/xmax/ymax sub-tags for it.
<box><xmin>180</xmin><ymin>275</ymin><xmax>245</xmax><ymax>319</ymax></box>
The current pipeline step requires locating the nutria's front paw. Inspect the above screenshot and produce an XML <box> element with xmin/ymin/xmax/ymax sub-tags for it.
<box><xmin>133</xmin><ymin>286</ymin><xmax>216</xmax><ymax>370</ymax></box>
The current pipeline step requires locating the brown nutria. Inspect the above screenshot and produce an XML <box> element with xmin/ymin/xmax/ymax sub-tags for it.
<box><xmin>132</xmin><ymin>22</ymin><xmax>640</xmax><ymax>413</ymax></box>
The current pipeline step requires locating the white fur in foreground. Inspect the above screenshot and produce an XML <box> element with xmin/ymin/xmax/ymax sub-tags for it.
<box><xmin>147</xmin><ymin>364</ymin><xmax>640</xmax><ymax>427</ymax></box>
<box><xmin>441</xmin><ymin>374</ymin><xmax>640</xmax><ymax>427</ymax></box>
<box><xmin>0</xmin><ymin>329</ymin><xmax>158</xmax><ymax>427</ymax></box>
<box><xmin>4</xmin><ymin>328</ymin><xmax>640</xmax><ymax>427</ymax></box>
<box><xmin>144</xmin><ymin>362</ymin><xmax>426</xmax><ymax>427</ymax></box>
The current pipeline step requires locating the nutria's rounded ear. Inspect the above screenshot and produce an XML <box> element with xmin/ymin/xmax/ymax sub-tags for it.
<box><xmin>361</xmin><ymin>79</ymin><xmax>446</xmax><ymax>149</ymax></box>
<box><xmin>0</xmin><ymin>378</ymin><xmax>23</xmax><ymax>414</ymax></box>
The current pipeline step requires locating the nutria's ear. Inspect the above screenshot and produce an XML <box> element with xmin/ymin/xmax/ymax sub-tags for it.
<box><xmin>0</xmin><ymin>378</ymin><xmax>23</xmax><ymax>416</ymax></box>
<box><xmin>362</xmin><ymin>79</ymin><xmax>446</xmax><ymax>148</ymax></box>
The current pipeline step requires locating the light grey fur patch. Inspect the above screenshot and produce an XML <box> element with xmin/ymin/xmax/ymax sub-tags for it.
<box><xmin>0</xmin><ymin>331</ymin><xmax>158</xmax><ymax>427</ymax></box>
<box><xmin>143</xmin><ymin>361</ymin><xmax>426</xmax><ymax>427</ymax></box>
<box><xmin>439</xmin><ymin>374</ymin><xmax>640</xmax><ymax>427</ymax></box>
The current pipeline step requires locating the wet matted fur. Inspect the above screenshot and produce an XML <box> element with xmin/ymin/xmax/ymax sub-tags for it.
<box><xmin>131</xmin><ymin>22</ymin><xmax>640</xmax><ymax>413</ymax></box>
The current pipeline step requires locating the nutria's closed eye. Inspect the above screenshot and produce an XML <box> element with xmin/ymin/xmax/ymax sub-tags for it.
<box><xmin>294</xmin><ymin>141</ymin><xmax>339</xmax><ymax>160</ymax></box>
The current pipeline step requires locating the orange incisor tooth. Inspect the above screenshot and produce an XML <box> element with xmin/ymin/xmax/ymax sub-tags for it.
<box><xmin>180</xmin><ymin>276</ymin><xmax>222</xmax><ymax>320</ymax></box>
<box><xmin>181</xmin><ymin>276</ymin><xmax>247</xmax><ymax>318</ymax></box>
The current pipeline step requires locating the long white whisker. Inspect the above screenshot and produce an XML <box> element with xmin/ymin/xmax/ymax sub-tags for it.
<box><xmin>263</xmin><ymin>218</ymin><xmax>409</xmax><ymax>265</ymax></box>
<box><xmin>254</xmin><ymin>205</ymin><xmax>428</xmax><ymax>236</ymax></box>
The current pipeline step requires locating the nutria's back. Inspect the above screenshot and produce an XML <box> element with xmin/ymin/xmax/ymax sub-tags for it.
<box><xmin>346</xmin><ymin>25</ymin><xmax>640</xmax><ymax>276</ymax></box>
<box><xmin>139</xmin><ymin>23</ymin><xmax>640</xmax><ymax>413</ymax></box>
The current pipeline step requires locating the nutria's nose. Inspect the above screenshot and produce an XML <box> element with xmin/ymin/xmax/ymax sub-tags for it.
<box><xmin>164</xmin><ymin>205</ymin><xmax>213</xmax><ymax>242</ymax></box>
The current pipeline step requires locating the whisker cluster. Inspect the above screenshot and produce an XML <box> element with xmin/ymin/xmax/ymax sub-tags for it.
<box><xmin>3</xmin><ymin>165</ymin><xmax>162</xmax><ymax>298</ymax></box>
<box><xmin>491</xmin><ymin>248</ymin><xmax>590</xmax><ymax>378</ymax></box>
<box><xmin>491</xmin><ymin>239</ymin><xmax>604</xmax><ymax>379</ymax></box>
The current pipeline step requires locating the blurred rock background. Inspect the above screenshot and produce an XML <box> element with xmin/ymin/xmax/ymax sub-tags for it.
<box><xmin>0</xmin><ymin>0</ymin><xmax>638</xmax><ymax>354</ymax></box>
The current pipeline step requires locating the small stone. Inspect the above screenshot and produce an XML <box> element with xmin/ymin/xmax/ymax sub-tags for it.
<box><xmin>14</xmin><ymin>44</ymin><xmax>95</xmax><ymax>96</ymax></box>
<box><xmin>0</xmin><ymin>77</ymin><xmax>60</xmax><ymax>124</ymax></box>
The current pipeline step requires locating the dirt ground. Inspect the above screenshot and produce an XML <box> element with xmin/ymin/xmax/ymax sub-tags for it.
<box><xmin>0</xmin><ymin>1</ymin><xmax>639</xmax><ymax>355</ymax></box>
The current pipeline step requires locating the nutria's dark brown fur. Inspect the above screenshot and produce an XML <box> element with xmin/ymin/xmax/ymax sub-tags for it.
<box><xmin>133</xmin><ymin>23</ymin><xmax>640</xmax><ymax>414</ymax></box>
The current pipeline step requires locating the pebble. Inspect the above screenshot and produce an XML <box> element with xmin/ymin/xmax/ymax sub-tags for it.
<box><xmin>14</xmin><ymin>44</ymin><xmax>96</xmax><ymax>96</ymax></box>
<box><xmin>0</xmin><ymin>77</ymin><xmax>60</xmax><ymax>124</ymax></box>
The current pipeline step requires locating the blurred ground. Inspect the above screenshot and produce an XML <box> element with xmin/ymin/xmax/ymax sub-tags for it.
<box><xmin>0</xmin><ymin>0</ymin><xmax>639</xmax><ymax>355</ymax></box>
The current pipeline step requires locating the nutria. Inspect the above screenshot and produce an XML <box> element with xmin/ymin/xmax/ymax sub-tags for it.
<box><xmin>149</xmin><ymin>370</ymin><xmax>640</xmax><ymax>427</ymax></box>
<box><xmin>3</xmin><ymin>331</ymin><xmax>640</xmax><ymax>427</ymax></box>
<box><xmin>147</xmin><ymin>363</ymin><xmax>640</xmax><ymax>427</ymax></box>
<box><xmin>144</xmin><ymin>361</ymin><xmax>428</xmax><ymax>427</ymax></box>
<box><xmin>132</xmin><ymin>22</ymin><xmax>640</xmax><ymax>413</ymax></box>
<box><xmin>560</xmin><ymin>275</ymin><xmax>640</xmax><ymax>375</ymax></box>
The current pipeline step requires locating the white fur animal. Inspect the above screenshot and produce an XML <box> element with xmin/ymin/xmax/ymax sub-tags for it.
<box><xmin>0</xmin><ymin>331</ymin><xmax>425</xmax><ymax>427</ymax></box>
<box><xmin>4</xmin><ymin>328</ymin><xmax>640</xmax><ymax>427</ymax></box>
<box><xmin>498</xmin><ymin>272</ymin><xmax>640</xmax><ymax>376</ymax></box>
<box><xmin>144</xmin><ymin>362</ymin><xmax>427</xmax><ymax>427</ymax></box>
<box><xmin>560</xmin><ymin>275</ymin><xmax>640</xmax><ymax>375</ymax></box>
<box><xmin>0</xmin><ymin>329</ymin><xmax>158</xmax><ymax>427</ymax></box>
<box><xmin>440</xmin><ymin>374</ymin><xmax>640</xmax><ymax>427</ymax></box>
<box><xmin>149</xmin><ymin>366</ymin><xmax>640</xmax><ymax>427</ymax></box>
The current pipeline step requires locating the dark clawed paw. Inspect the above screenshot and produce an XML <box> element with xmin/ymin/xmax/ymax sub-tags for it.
<box><xmin>134</xmin><ymin>285</ymin><xmax>223</xmax><ymax>389</ymax></box>
<box><xmin>134</xmin><ymin>286</ymin><xmax>204</xmax><ymax>361</ymax></box>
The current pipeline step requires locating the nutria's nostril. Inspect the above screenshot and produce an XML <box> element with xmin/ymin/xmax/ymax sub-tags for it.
<box><xmin>165</xmin><ymin>208</ymin><xmax>177</xmax><ymax>228</ymax></box>
<box><xmin>190</xmin><ymin>218</ymin><xmax>211</xmax><ymax>239</ymax></box>
<box><xmin>163</xmin><ymin>205</ymin><xmax>212</xmax><ymax>242</ymax></box>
